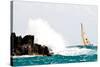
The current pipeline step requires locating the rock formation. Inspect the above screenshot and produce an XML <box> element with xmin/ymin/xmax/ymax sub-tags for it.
<box><xmin>11</xmin><ymin>32</ymin><xmax>52</xmax><ymax>56</ymax></box>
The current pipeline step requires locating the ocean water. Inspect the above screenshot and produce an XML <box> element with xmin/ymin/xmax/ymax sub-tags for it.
<box><xmin>12</xmin><ymin>45</ymin><xmax>97</xmax><ymax>66</ymax></box>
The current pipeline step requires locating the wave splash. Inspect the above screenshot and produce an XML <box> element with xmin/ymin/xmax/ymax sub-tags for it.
<box><xmin>28</xmin><ymin>18</ymin><xmax>96</xmax><ymax>56</ymax></box>
<box><xmin>28</xmin><ymin>18</ymin><xmax>69</xmax><ymax>54</ymax></box>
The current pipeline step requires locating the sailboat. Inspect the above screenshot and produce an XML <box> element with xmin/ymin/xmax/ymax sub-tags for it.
<box><xmin>81</xmin><ymin>23</ymin><xmax>93</xmax><ymax>47</ymax></box>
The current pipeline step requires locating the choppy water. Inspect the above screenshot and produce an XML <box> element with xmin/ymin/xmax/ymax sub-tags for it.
<box><xmin>12</xmin><ymin>45</ymin><xmax>97</xmax><ymax>66</ymax></box>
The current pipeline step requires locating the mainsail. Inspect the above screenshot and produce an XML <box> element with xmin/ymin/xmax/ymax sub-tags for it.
<box><xmin>81</xmin><ymin>23</ymin><xmax>91</xmax><ymax>46</ymax></box>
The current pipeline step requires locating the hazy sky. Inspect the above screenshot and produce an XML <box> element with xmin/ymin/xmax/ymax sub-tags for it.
<box><xmin>13</xmin><ymin>1</ymin><xmax>98</xmax><ymax>45</ymax></box>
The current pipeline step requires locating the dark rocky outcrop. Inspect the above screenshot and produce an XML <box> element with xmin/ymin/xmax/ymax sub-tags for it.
<box><xmin>11</xmin><ymin>32</ymin><xmax>52</xmax><ymax>56</ymax></box>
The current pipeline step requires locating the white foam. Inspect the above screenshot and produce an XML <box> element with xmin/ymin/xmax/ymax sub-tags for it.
<box><xmin>12</xmin><ymin>55</ymin><xmax>42</xmax><ymax>58</ymax></box>
<box><xmin>28</xmin><ymin>18</ymin><xmax>69</xmax><ymax>54</ymax></box>
<box><xmin>56</xmin><ymin>47</ymin><xmax>96</xmax><ymax>56</ymax></box>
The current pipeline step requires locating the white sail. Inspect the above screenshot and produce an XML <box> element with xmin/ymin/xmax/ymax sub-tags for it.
<box><xmin>81</xmin><ymin>23</ymin><xmax>91</xmax><ymax>46</ymax></box>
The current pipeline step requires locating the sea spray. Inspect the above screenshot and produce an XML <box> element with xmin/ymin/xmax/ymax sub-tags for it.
<box><xmin>28</xmin><ymin>18</ymin><xmax>69</xmax><ymax>54</ymax></box>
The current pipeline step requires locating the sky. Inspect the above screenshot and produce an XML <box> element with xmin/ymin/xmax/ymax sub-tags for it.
<box><xmin>12</xmin><ymin>1</ymin><xmax>98</xmax><ymax>45</ymax></box>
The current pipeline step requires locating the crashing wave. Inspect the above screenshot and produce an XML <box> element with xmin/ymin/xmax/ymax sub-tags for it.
<box><xmin>27</xmin><ymin>18</ymin><xmax>97</xmax><ymax>56</ymax></box>
<box><xmin>28</xmin><ymin>18</ymin><xmax>68</xmax><ymax>54</ymax></box>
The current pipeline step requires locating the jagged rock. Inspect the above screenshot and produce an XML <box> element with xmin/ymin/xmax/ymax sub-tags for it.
<box><xmin>11</xmin><ymin>32</ymin><xmax>52</xmax><ymax>56</ymax></box>
<box><xmin>21</xmin><ymin>35</ymin><xmax>34</xmax><ymax>55</ymax></box>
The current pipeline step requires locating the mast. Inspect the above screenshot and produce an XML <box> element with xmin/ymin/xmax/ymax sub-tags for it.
<box><xmin>81</xmin><ymin>23</ymin><xmax>90</xmax><ymax>46</ymax></box>
<box><xmin>81</xmin><ymin>23</ymin><xmax>86</xmax><ymax>45</ymax></box>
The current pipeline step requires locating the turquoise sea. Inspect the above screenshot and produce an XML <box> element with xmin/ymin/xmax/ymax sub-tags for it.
<box><xmin>12</xmin><ymin>45</ymin><xmax>97</xmax><ymax>66</ymax></box>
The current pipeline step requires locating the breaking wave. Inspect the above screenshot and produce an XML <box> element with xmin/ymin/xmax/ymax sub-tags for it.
<box><xmin>28</xmin><ymin>18</ymin><xmax>68</xmax><ymax>54</ymax></box>
<box><xmin>27</xmin><ymin>18</ymin><xmax>96</xmax><ymax>56</ymax></box>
